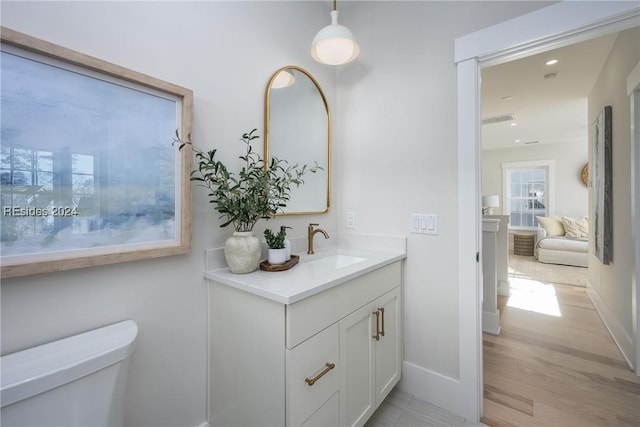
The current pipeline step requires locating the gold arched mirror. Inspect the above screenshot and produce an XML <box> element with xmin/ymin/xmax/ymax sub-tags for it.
<box><xmin>265</xmin><ymin>66</ymin><xmax>330</xmax><ymax>214</ymax></box>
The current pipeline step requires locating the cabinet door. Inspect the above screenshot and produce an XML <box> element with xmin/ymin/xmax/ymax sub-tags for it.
<box><xmin>373</xmin><ymin>287</ymin><xmax>402</xmax><ymax>406</ymax></box>
<box><xmin>339</xmin><ymin>304</ymin><xmax>375</xmax><ymax>427</ymax></box>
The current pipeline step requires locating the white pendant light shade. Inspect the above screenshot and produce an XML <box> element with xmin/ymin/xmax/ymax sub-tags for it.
<box><xmin>311</xmin><ymin>10</ymin><xmax>360</xmax><ymax>65</ymax></box>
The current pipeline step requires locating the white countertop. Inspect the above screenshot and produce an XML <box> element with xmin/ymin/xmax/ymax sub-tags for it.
<box><xmin>204</xmin><ymin>234</ymin><xmax>407</xmax><ymax>305</ymax></box>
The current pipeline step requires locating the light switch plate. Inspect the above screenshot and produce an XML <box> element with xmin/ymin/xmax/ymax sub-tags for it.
<box><xmin>410</xmin><ymin>214</ymin><xmax>438</xmax><ymax>235</ymax></box>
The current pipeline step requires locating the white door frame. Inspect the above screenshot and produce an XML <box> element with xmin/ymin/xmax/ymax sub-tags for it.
<box><xmin>628</xmin><ymin>61</ymin><xmax>640</xmax><ymax>376</ymax></box>
<box><xmin>455</xmin><ymin>1</ymin><xmax>640</xmax><ymax>421</ymax></box>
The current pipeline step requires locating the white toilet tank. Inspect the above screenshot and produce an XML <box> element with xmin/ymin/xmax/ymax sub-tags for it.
<box><xmin>1</xmin><ymin>320</ymin><xmax>138</xmax><ymax>427</ymax></box>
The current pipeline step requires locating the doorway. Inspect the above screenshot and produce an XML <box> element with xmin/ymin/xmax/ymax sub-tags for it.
<box><xmin>479</xmin><ymin>35</ymin><xmax>608</xmax><ymax>292</ymax></box>
<box><xmin>455</xmin><ymin>2</ymin><xmax>640</xmax><ymax>422</ymax></box>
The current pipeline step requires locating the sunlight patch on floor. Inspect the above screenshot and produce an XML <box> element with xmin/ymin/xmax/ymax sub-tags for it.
<box><xmin>507</xmin><ymin>277</ymin><xmax>562</xmax><ymax>317</ymax></box>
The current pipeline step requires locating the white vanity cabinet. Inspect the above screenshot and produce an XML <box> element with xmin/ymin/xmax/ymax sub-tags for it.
<box><xmin>208</xmin><ymin>261</ymin><xmax>403</xmax><ymax>427</ymax></box>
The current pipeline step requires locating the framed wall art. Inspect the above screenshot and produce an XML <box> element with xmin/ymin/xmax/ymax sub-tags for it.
<box><xmin>0</xmin><ymin>27</ymin><xmax>193</xmax><ymax>278</ymax></box>
<box><xmin>592</xmin><ymin>105</ymin><xmax>612</xmax><ymax>265</ymax></box>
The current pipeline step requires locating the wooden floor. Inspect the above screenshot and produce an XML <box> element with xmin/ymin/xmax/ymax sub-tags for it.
<box><xmin>482</xmin><ymin>277</ymin><xmax>640</xmax><ymax>426</ymax></box>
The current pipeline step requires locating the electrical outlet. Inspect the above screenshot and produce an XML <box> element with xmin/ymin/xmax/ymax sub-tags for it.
<box><xmin>346</xmin><ymin>212</ymin><xmax>356</xmax><ymax>229</ymax></box>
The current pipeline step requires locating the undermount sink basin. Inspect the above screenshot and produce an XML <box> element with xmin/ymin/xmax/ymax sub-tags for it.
<box><xmin>307</xmin><ymin>254</ymin><xmax>367</xmax><ymax>268</ymax></box>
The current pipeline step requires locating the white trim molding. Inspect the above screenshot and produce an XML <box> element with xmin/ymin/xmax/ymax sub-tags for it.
<box><xmin>457</xmin><ymin>56</ymin><xmax>483</xmax><ymax>421</ymax></box>
<box><xmin>628</xmin><ymin>61</ymin><xmax>640</xmax><ymax>375</ymax></box>
<box><xmin>455</xmin><ymin>1</ymin><xmax>640</xmax><ymax>65</ymax></box>
<box><xmin>455</xmin><ymin>0</ymin><xmax>640</xmax><ymax>420</ymax></box>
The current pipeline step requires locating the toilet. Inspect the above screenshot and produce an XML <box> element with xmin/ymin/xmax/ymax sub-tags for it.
<box><xmin>1</xmin><ymin>320</ymin><xmax>138</xmax><ymax>427</ymax></box>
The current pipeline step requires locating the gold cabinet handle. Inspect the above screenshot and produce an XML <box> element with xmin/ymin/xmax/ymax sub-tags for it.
<box><xmin>305</xmin><ymin>362</ymin><xmax>335</xmax><ymax>386</ymax></box>
<box><xmin>372</xmin><ymin>310</ymin><xmax>381</xmax><ymax>341</ymax></box>
<box><xmin>379</xmin><ymin>307</ymin><xmax>385</xmax><ymax>337</ymax></box>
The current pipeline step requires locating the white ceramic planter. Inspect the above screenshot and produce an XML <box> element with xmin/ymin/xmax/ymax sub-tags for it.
<box><xmin>267</xmin><ymin>248</ymin><xmax>287</xmax><ymax>265</ymax></box>
<box><xmin>224</xmin><ymin>231</ymin><xmax>262</xmax><ymax>274</ymax></box>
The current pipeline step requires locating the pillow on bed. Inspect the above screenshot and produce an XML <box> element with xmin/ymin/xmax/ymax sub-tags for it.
<box><xmin>561</xmin><ymin>216</ymin><xmax>589</xmax><ymax>238</ymax></box>
<box><xmin>536</xmin><ymin>216</ymin><xmax>565</xmax><ymax>236</ymax></box>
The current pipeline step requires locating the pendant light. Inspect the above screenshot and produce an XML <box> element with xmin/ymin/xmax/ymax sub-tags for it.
<box><xmin>310</xmin><ymin>0</ymin><xmax>360</xmax><ymax>65</ymax></box>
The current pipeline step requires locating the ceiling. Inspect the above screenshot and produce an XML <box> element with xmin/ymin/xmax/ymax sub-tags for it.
<box><xmin>481</xmin><ymin>33</ymin><xmax>619</xmax><ymax>151</ymax></box>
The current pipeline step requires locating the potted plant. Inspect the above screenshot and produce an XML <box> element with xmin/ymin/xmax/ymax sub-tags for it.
<box><xmin>264</xmin><ymin>227</ymin><xmax>287</xmax><ymax>265</ymax></box>
<box><xmin>174</xmin><ymin>129</ymin><xmax>320</xmax><ymax>273</ymax></box>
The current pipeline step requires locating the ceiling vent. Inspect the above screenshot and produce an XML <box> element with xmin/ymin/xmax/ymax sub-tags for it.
<box><xmin>481</xmin><ymin>113</ymin><xmax>516</xmax><ymax>125</ymax></box>
<box><xmin>524</xmin><ymin>141</ymin><xmax>539</xmax><ymax>145</ymax></box>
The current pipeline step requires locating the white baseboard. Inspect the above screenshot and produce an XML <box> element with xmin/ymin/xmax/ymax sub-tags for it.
<box><xmin>397</xmin><ymin>361</ymin><xmax>466</xmax><ymax>419</ymax></box>
<box><xmin>586</xmin><ymin>288</ymin><xmax>635</xmax><ymax>370</ymax></box>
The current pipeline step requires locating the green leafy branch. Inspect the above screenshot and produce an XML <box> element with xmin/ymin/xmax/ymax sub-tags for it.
<box><xmin>173</xmin><ymin>129</ymin><xmax>322</xmax><ymax>232</ymax></box>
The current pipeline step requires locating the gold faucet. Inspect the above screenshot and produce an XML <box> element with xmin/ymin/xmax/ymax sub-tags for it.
<box><xmin>307</xmin><ymin>223</ymin><xmax>330</xmax><ymax>254</ymax></box>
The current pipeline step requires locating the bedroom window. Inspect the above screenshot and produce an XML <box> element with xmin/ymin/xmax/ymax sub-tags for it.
<box><xmin>502</xmin><ymin>160</ymin><xmax>555</xmax><ymax>230</ymax></box>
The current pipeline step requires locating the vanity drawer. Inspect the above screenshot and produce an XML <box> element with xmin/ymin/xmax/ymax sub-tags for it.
<box><xmin>301</xmin><ymin>391</ymin><xmax>340</xmax><ymax>427</ymax></box>
<box><xmin>286</xmin><ymin>262</ymin><xmax>401</xmax><ymax>348</ymax></box>
<box><xmin>287</xmin><ymin>323</ymin><xmax>340</xmax><ymax>427</ymax></box>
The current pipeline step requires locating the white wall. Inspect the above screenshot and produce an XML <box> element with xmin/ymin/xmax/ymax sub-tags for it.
<box><xmin>588</xmin><ymin>27</ymin><xmax>640</xmax><ymax>367</ymax></box>
<box><xmin>337</xmin><ymin>0</ymin><xmax>551</xmax><ymax>405</ymax></box>
<box><xmin>0</xmin><ymin>2</ymin><xmax>336</xmax><ymax>426</ymax></box>
<box><xmin>482</xmin><ymin>141</ymin><xmax>589</xmax><ymax>219</ymax></box>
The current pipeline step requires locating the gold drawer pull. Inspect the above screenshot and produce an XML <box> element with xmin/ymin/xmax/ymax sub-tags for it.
<box><xmin>379</xmin><ymin>307</ymin><xmax>385</xmax><ymax>337</ymax></box>
<box><xmin>305</xmin><ymin>362</ymin><xmax>335</xmax><ymax>386</ymax></box>
<box><xmin>373</xmin><ymin>310</ymin><xmax>381</xmax><ymax>341</ymax></box>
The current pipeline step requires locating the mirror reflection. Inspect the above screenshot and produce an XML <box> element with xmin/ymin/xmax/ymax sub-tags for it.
<box><xmin>265</xmin><ymin>66</ymin><xmax>330</xmax><ymax>214</ymax></box>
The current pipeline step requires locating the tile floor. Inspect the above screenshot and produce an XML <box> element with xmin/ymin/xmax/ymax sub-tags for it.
<box><xmin>365</xmin><ymin>387</ymin><xmax>487</xmax><ymax>427</ymax></box>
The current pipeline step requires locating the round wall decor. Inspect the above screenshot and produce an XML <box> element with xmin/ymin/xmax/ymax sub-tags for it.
<box><xmin>580</xmin><ymin>163</ymin><xmax>589</xmax><ymax>186</ymax></box>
